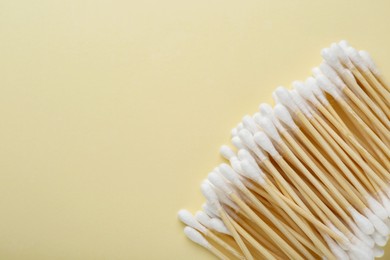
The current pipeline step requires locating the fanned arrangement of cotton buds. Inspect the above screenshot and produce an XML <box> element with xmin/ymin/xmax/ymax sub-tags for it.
<box><xmin>178</xmin><ymin>40</ymin><xmax>390</xmax><ymax>260</ymax></box>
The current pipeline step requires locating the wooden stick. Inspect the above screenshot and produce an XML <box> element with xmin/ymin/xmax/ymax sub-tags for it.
<box><xmin>229</xmin><ymin>216</ymin><xmax>278</xmax><ymax>260</ymax></box>
<box><xmin>296</xmin><ymin>112</ymin><xmax>372</xmax><ymax>199</ymax></box>
<box><xmin>241</xmin><ymin>184</ymin><xmax>330</xmax><ymax>259</ymax></box>
<box><xmin>205</xmin><ymin>230</ymin><xmax>245</xmax><ymax>260</ymax></box>
<box><xmin>219</xmin><ymin>208</ymin><xmax>254</xmax><ymax>260</ymax></box>
<box><xmin>337</xmin><ymin>98</ymin><xmax>390</xmax><ymax>156</ymax></box>
<box><xmin>342</xmin><ymin>71</ymin><xmax>390</xmax><ymax>126</ymax></box>
<box><xmin>312</xmin><ymin>114</ymin><xmax>385</xmax><ymax>192</ymax></box>
<box><xmin>226</xmin><ymin>208</ymin><xmax>288</xmax><ymax>258</ymax></box>
<box><xmin>230</xmin><ymin>193</ymin><xmax>307</xmax><ymax>260</ymax></box>
<box><xmin>361</xmin><ymin>68</ymin><xmax>390</xmax><ymax>105</ymax></box>
<box><xmin>349</xmin><ymin>67</ymin><xmax>390</xmax><ymax>118</ymax></box>
<box><xmin>209</xmin><ymin>244</ymin><xmax>230</xmax><ymax>260</ymax></box>
<box><xmin>315</xmin><ymin>102</ymin><xmax>390</xmax><ymax>182</ymax></box>
<box><xmin>289</xmin><ymin>124</ymin><xmax>367</xmax><ymax>209</ymax></box>
<box><xmin>244</xmin><ymin>195</ymin><xmax>323</xmax><ymax>258</ymax></box>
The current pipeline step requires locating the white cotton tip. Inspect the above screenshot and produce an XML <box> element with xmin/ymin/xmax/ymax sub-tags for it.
<box><xmin>253</xmin><ymin>132</ymin><xmax>279</xmax><ymax>157</ymax></box>
<box><xmin>184</xmin><ymin>226</ymin><xmax>210</xmax><ymax>248</ymax></box>
<box><xmin>378</xmin><ymin>191</ymin><xmax>390</xmax><ymax>216</ymax></box>
<box><xmin>238</xmin><ymin>129</ymin><xmax>257</xmax><ymax>150</ymax></box>
<box><xmin>240</xmin><ymin>159</ymin><xmax>265</xmax><ymax>185</ymax></box>
<box><xmin>341</xmin><ymin>68</ymin><xmax>359</xmax><ymax>86</ymax></box>
<box><xmin>289</xmin><ymin>89</ymin><xmax>312</xmax><ymax>118</ymax></box>
<box><xmin>351</xmin><ymin>238</ymin><xmax>375</xmax><ymax>253</ymax></box>
<box><xmin>312</xmin><ymin>67</ymin><xmax>323</xmax><ymax>78</ymax></box>
<box><xmin>230</xmin><ymin>157</ymin><xmax>242</xmax><ymax>173</ymax></box>
<box><xmin>319</xmin><ymin>62</ymin><xmax>346</xmax><ymax>88</ymax></box>
<box><xmin>331</xmin><ymin>43</ymin><xmax>353</xmax><ymax>68</ymax></box>
<box><xmin>219</xmin><ymin>145</ymin><xmax>235</xmax><ymax>161</ymax></box>
<box><xmin>202</xmin><ymin>203</ymin><xmax>218</xmax><ymax>218</ymax></box>
<box><xmin>373</xmin><ymin>246</ymin><xmax>384</xmax><ymax>258</ymax></box>
<box><xmin>208</xmin><ymin>172</ymin><xmax>232</xmax><ymax>195</ymax></box>
<box><xmin>195</xmin><ymin>211</ymin><xmax>212</xmax><ymax>229</ymax></box>
<box><xmin>257</xmin><ymin>104</ymin><xmax>285</xmax><ymax>131</ymax></box>
<box><xmin>237</xmin><ymin>149</ymin><xmax>258</xmax><ymax>168</ymax></box>
<box><xmin>254</xmin><ymin>113</ymin><xmax>283</xmax><ymax>134</ymax></box>
<box><xmin>242</xmin><ymin>115</ymin><xmax>259</xmax><ymax>134</ymax></box>
<box><xmin>256</xmin><ymin>116</ymin><xmax>282</xmax><ymax>142</ymax></box>
<box><xmin>231</xmin><ymin>136</ymin><xmax>245</xmax><ymax>149</ymax></box>
<box><xmin>273</xmin><ymin>104</ymin><xmax>297</xmax><ymax>129</ymax></box>
<box><xmin>231</xmin><ymin>128</ymin><xmax>238</xmax><ymax>137</ymax></box>
<box><xmin>323</xmin><ymin>235</ymin><xmax>349</xmax><ymax>260</ymax></box>
<box><xmin>348</xmin><ymin>221</ymin><xmax>375</xmax><ymax>248</ymax></box>
<box><xmin>305</xmin><ymin>77</ymin><xmax>329</xmax><ymax>106</ymax></box>
<box><xmin>215</xmin><ymin>188</ymin><xmax>239</xmax><ymax>211</ymax></box>
<box><xmin>315</xmin><ymin>74</ymin><xmax>342</xmax><ymax>99</ymax></box>
<box><xmin>272</xmin><ymin>92</ymin><xmax>280</xmax><ymax>104</ymax></box>
<box><xmin>178</xmin><ymin>209</ymin><xmax>207</xmax><ymax>233</ymax></box>
<box><xmin>273</xmin><ymin>87</ymin><xmax>298</xmax><ymax>111</ymax></box>
<box><xmin>339</xmin><ymin>40</ymin><xmax>350</xmax><ymax>50</ymax></box>
<box><xmin>327</xmin><ymin>224</ymin><xmax>349</xmax><ymax>247</ymax></box>
<box><xmin>321</xmin><ymin>48</ymin><xmax>344</xmax><ymax>72</ymax></box>
<box><xmin>293</xmin><ymin>80</ymin><xmax>320</xmax><ymax>106</ymax></box>
<box><xmin>359</xmin><ymin>50</ymin><xmax>380</xmax><ymax>75</ymax></box>
<box><xmin>346</xmin><ymin>47</ymin><xmax>368</xmax><ymax>72</ymax></box>
<box><xmin>349</xmin><ymin>208</ymin><xmax>375</xmax><ymax>235</ymax></box>
<box><xmin>200</xmin><ymin>181</ymin><xmax>219</xmax><ymax>206</ymax></box>
<box><xmin>219</xmin><ymin>164</ymin><xmax>246</xmax><ymax>190</ymax></box>
<box><xmin>209</xmin><ymin>218</ymin><xmax>230</xmax><ymax>235</ymax></box>
<box><xmin>348</xmin><ymin>244</ymin><xmax>374</xmax><ymax>260</ymax></box>
<box><xmin>367</xmin><ymin>195</ymin><xmax>388</xmax><ymax>220</ymax></box>
<box><xmin>371</xmin><ymin>232</ymin><xmax>387</xmax><ymax>247</ymax></box>
<box><xmin>238</xmin><ymin>129</ymin><xmax>267</xmax><ymax>160</ymax></box>
<box><xmin>374</xmin><ymin>248</ymin><xmax>384</xmax><ymax>258</ymax></box>
<box><xmin>237</xmin><ymin>122</ymin><xmax>244</xmax><ymax>132</ymax></box>
<box><xmin>364</xmin><ymin>209</ymin><xmax>389</xmax><ymax>236</ymax></box>
<box><xmin>259</xmin><ymin>103</ymin><xmax>273</xmax><ymax>117</ymax></box>
<box><xmin>244</xmin><ymin>156</ymin><xmax>264</xmax><ymax>177</ymax></box>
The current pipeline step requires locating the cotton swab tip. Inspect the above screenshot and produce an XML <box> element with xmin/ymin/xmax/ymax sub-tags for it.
<box><xmin>350</xmin><ymin>208</ymin><xmax>375</xmax><ymax>235</ymax></box>
<box><xmin>346</xmin><ymin>46</ymin><xmax>368</xmax><ymax>72</ymax></box>
<box><xmin>359</xmin><ymin>50</ymin><xmax>380</xmax><ymax>75</ymax></box>
<box><xmin>184</xmin><ymin>226</ymin><xmax>210</xmax><ymax>248</ymax></box>
<box><xmin>207</xmin><ymin>172</ymin><xmax>232</xmax><ymax>195</ymax></box>
<box><xmin>231</xmin><ymin>136</ymin><xmax>245</xmax><ymax>149</ymax></box>
<box><xmin>367</xmin><ymin>196</ymin><xmax>388</xmax><ymax>220</ymax></box>
<box><xmin>273</xmin><ymin>104</ymin><xmax>297</xmax><ymax>129</ymax></box>
<box><xmin>259</xmin><ymin>103</ymin><xmax>273</xmax><ymax>117</ymax></box>
<box><xmin>219</xmin><ymin>163</ymin><xmax>245</xmax><ymax>190</ymax></box>
<box><xmin>178</xmin><ymin>209</ymin><xmax>207</xmax><ymax>233</ymax></box>
<box><xmin>238</xmin><ymin>129</ymin><xmax>260</xmax><ymax>153</ymax></box>
<box><xmin>273</xmin><ymin>86</ymin><xmax>298</xmax><ymax>111</ymax></box>
<box><xmin>315</xmin><ymin>74</ymin><xmax>341</xmax><ymax>99</ymax></box>
<box><xmin>253</xmin><ymin>132</ymin><xmax>278</xmax><ymax>157</ymax></box>
<box><xmin>195</xmin><ymin>211</ymin><xmax>211</xmax><ymax>225</ymax></box>
<box><xmin>240</xmin><ymin>159</ymin><xmax>265</xmax><ymax>184</ymax></box>
<box><xmin>256</xmin><ymin>116</ymin><xmax>281</xmax><ymax>142</ymax></box>
<box><xmin>365</xmin><ymin>209</ymin><xmax>389</xmax><ymax>236</ymax></box>
<box><xmin>242</xmin><ymin>115</ymin><xmax>258</xmax><ymax>134</ymax></box>
<box><xmin>200</xmin><ymin>181</ymin><xmax>219</xmax><ymax>206</ymax></box>
<box><xmin>209</xmin><ymin>218</ymin><xmax>230</xmax><ymax>235</ymax></box>
<box><xmin>219</xmin><ymin>145</ymin><xmax>235</xmax><ymax>160</ymax></box>
<box><xmin>321</xmin><ymin>48</ymin><xmax>344</xmax><ymax>71</ymax></box>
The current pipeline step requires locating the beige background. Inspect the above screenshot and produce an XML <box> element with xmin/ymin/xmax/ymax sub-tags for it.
<box><xmin>0</xmin><ymin>0</ymin><xmax>389</xmax><ymax>259</ymax></box>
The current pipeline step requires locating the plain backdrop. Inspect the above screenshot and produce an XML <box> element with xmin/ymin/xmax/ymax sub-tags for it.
<box><xmin>0</xmin><ymin>0</ymin><xmax>390</xmax><ymax>259</ymax></box>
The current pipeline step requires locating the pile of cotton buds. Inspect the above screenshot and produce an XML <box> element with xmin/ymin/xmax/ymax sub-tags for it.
<box><xmin>178</xmin><ymin>40</ymin><xmax>390</xmax><ymax>260</ymax></box>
